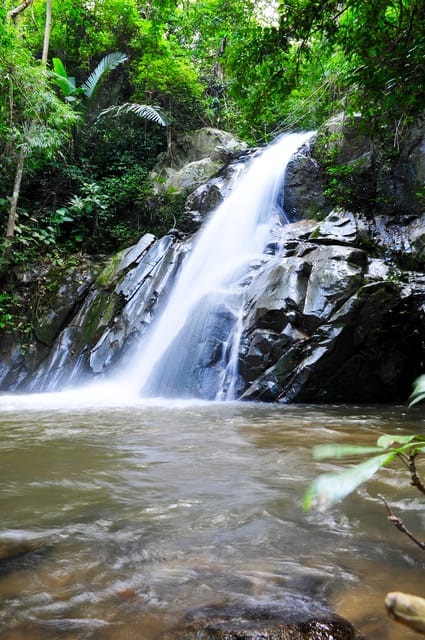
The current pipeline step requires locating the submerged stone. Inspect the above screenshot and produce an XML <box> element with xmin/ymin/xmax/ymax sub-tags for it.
<box><xmin>162</xmin><ymin>600</ymin><xmax>361</xmax><ymax>640</ymax></box>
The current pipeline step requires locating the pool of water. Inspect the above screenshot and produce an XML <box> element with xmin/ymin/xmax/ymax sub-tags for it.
<box><xmin>0</xmin><ymin>397</ymin><xmax>424</xmax><ymax>639</ymax></box>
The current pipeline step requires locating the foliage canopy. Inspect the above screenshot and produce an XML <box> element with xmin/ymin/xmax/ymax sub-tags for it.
<box><xmin>1</xmin><ymin>0</ymin><xmax>424</xmax><ymax>262</ymax></box>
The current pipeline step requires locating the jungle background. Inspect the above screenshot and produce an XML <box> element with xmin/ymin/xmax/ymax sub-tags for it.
<box><xmin>1</xmin><ymin>0</ymin><xmax>424</xmax><ymax>277</ymax></box>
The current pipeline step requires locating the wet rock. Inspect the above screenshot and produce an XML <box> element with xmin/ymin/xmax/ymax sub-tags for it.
<box><xmin>144</xmin><ymin>298</ymin><xmax>238</xmax><ymax>399</ymax></box>
<box><xmin>364</xmin><ymin>213</ymin><xmax>425</xmax><ymax>267</ymax></box>
<box><xmin>243</xmin><ymin>278</ymin><xmax>423</xmax><ymax>404</ymax></box>
<box><xmin>162</xmin><ymin>601</ymin><xmax>361</xmax><ymax>640</ymax></box>
<box><xmin>375</xmin><ymin>115</ymin><xmax>425</xmax><ymax>215</ymax></box>
<box><xmin>14</xmin><ymin>233</ymin><xmax>187</xmax><ymax>390</ymax></box>
<box><xmin>0</xmin><ymin>538</ymin><xmax>45</xmax><ymax>562</ymax></box>
<box><xmin>311</xmin><ymin>113</ymin><xmax>376</xmax><ymax>214</ymax></box>
<box><xmin>239</xmin><ymin>212</ymin><xmax>425</xmax><ymax>403</ymax></box>
<box><xmin>308</xmin><ymin>210</ymin><xmax>358</xmax><ymax>246</ymax></box>
<box><xmin>33</xmin><ymin>260</ymin><xmax>97</xmax><ymax>347</ymax></box>
<box><xmin>0</xmin><ymin>259</ymin><xmax>98</xmax><ymax>391</ymax></box>
<box><xmin>165</xmin><ymin>619</ymin><xmax>358</xmax><ymax>640</ymax></box>
<box><xmin>86</xmin><ymin>234</ymin><xmax>186</xmax><ymax>376</ymax></box>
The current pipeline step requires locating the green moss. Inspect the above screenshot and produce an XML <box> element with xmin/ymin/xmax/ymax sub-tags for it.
<box><xmin>96</xmin><ymin>251</ymin><xmax>126</xmax><ymax>287</ymax></box>
<box><xmin>79</xmin><ymin>291</ymin><xmax>119</xmax><ymax>345</ymax></box>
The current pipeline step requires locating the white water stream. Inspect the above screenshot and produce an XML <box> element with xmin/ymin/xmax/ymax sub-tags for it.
<box><xmin>118</xmin><ymin>132</ymin><xmax>313</xmax><ymax>400</ymax></box>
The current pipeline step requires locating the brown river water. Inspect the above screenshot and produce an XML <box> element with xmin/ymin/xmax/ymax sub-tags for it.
<box><xmin>0</xmin><ymin>397</ymin><xmax>424</xmax><ymax>639</ymax></box>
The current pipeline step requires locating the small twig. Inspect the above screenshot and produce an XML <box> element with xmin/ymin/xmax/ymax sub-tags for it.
<box><xmin>378</xmin><ymin>494</ymin><xmax>425</xmax><ymax>551</ymax></box>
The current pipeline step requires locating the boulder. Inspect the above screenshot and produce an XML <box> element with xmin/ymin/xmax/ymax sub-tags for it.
<box><xmin>151</xmin><ymin>127</ymin><xmax>247</xmax><ymax>196</ymax></box>
<box><xmin>184</xmin><ymin>158</ymin><xmax>251</xmax><ymax>226</ymax></box>
<box><xmin>386</xmin><ymin>591</ymin><xmax>425</xmax><ymax>635</ymax></box>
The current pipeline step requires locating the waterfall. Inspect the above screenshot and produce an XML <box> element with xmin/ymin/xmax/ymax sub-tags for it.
<box><xmin>119</xmin><ymin>131</ymin><xmax>313</xmax><ymax>400</ymax></box>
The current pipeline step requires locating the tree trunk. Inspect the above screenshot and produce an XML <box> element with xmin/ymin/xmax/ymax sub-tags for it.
<box><xmin>41</xmin><ymin>0</ymin><xmax>52</xmax><ymax>65</ymax></box>
<box><xmin>3</xmin><ymin>0</ymin><xmax>52</xmax><ymax>257</ymax></box>
<box><xmin>6</xmin><ymin>149</ymin><xmax>25</xmax><ymax>240</ymax></box>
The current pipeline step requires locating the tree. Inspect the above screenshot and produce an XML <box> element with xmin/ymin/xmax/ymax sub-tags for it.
<box><xmin>2</xmin><ymin>0</ymin><xmax>77</xmax><ymax>263</ymax></box>
<box><xmin>277</xmin><ymin>0</ymin><xmax>425</xmax><ymax>142</ymax></box>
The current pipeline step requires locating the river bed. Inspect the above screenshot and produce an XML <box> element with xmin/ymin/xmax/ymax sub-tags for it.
<box><xmin>0</xmin><ymin>398</ymin><xmax>424</xmax><ymax>639</ymax></box>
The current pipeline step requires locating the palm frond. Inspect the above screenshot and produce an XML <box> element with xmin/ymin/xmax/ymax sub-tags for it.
<box><xmin>81</xmin><ymin>52</ymin><xmax>128</xmax><ymax>100</ymax></box>
<box><xmin>98</xmin><ymin>102</ymin><xmax>167</xmax><ymax>126</ymax></box>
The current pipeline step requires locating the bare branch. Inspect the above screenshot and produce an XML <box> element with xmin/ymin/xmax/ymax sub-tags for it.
<box><xmin>378</xmin><ymin>494</ymin><xmax>425</xmax><ymax>551</ymax></box>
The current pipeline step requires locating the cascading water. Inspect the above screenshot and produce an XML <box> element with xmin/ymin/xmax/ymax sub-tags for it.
<box><xmin>120</xmin><ymin>132</ymin><xmax>313</xmax><ymax>401</ymax></box>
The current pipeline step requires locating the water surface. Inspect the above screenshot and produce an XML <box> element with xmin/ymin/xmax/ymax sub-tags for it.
<box><xmin>0</xmin><ymin>399</ymin><xmax>424</xmax><ymax>639</ymax></box>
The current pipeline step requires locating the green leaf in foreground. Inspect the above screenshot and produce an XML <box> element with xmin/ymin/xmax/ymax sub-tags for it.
<box><xmin>312</xmin><ymin>443</ymin><xmax>384</xmax><ymax>460</ymax></box>
<box><xmin>376</xmin><ymin>434</ymin><xmax>420</xmax><ymax>449</ymax></box>
<box><xmin>303</xmin><ymin>452</ymin><xmax>396</xmax><ymax>511</ymax></box>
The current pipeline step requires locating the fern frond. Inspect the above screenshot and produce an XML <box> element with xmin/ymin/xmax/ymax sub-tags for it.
<box><xmin>98</xmin><ymin>102</ymin><xmax>167</xmax><ymax>126</ymax></box>
<box><xmin>81</xmin><ymin>52</ymin><xmax>128</xmax><ymax>99</ymax></box>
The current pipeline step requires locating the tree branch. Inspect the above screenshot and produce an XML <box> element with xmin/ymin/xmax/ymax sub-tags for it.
<box><xmin>378</xmin><ymin>494</ymin><xmax>425</xmax><ymax>551</ymax></box>
<box><xmin>408</xmin><ymin>452</ymin><xmax>425</xmax><ymax>495</ymax></box>
<box><xmin>7</xmin><ymin>0</ymin><xmax>33</xmax><ymax>21</ymax></box>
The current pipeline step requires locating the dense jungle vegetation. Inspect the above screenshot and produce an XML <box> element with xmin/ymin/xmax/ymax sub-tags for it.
<box><xmin>1</xmin><ymin>0</ymin><xmax>425</xmax><ymax>280</ymax></box>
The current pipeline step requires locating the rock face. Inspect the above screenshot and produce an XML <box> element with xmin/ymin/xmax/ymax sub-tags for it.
<box><xmin>284</xmin><ymin>139</ymin><xmax>327</xmax><ymax>221</ymax></box>
<box><xmin>0</xmin><ymin>234</ymin><xmax>188</xmax><ymax>391</ymax></box>
<box><xmin>306</xmin><ymin>112</ymin><xmax>425</xmax><ymax>217</ymax></box>
<box><xmin>237</xmin><ymin>210</ymin><xmax>424</xmax><ymax>402</ymax></box>
<box><xmin>184</xmin><ymin>157</ymin><xmax>252</xmax><ymax>227</ymax></box>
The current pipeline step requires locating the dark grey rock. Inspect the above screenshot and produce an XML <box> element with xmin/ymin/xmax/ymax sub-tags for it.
<box><xmin>162</xmin><ymin>599</ymin><xmax>361</xmax><ymax>640</ymax></box>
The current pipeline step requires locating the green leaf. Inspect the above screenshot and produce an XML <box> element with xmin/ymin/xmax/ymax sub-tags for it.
<box><xmin>376</xmin><ymin>434</ymin><xmax>421</xmax><ymax>449</ymax></box>
<box><xmin>409</xmin><ymin>392</ymin><xmax>425</xmax><ymax>407</ymax></box>
<box><xmin>51</xmin><ymin>58</ymin><xmax>75</xmax><ymax>97</ymax></box>
<box><xmin>312</xmin><ymin>443</ymin><xmax>384</xmax><ymax>460</ymax></box>
<box><xmin>52</xmin><ymin>57</ymin><xmax>68</xmax><ymax>80</ymax></box>
<box><xmin>303</xmin><ymin>452</ymin><xmax>396</xmax><ymax>511</ymax></box>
